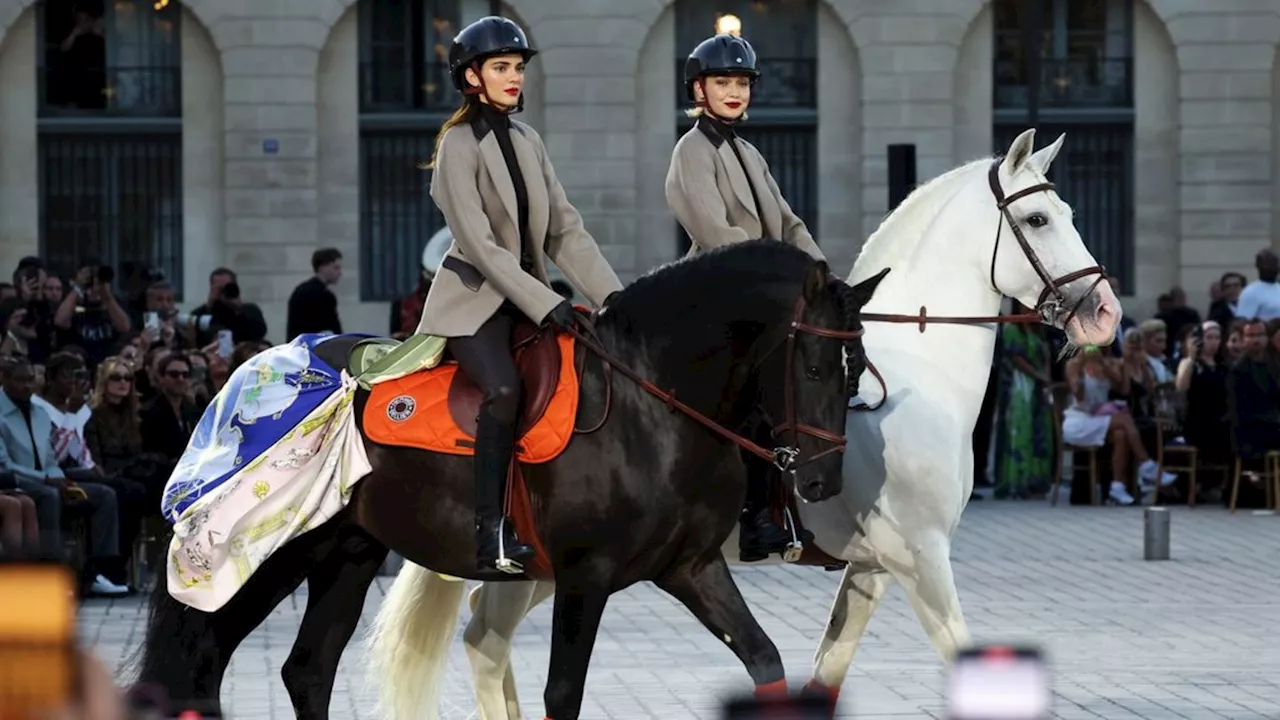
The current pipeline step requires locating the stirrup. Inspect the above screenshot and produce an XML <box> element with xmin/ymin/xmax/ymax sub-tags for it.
<box><xmin>493</xmin><ymin>517</ymin><xmax>524</xmax><ymax>575</ymax></box>
<box><xmin>781</xmin><ymin>506</ymin><xmax>803</xmax><ymax>563</ymax></box>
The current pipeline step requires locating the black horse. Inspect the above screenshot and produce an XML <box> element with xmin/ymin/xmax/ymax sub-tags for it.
<box><xmin>132</xmin><ymin>241</ymin><xmax>888</xmax><ymax>720</ymax></box>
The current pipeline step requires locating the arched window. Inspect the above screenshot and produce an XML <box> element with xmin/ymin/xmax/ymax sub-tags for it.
<box><xmin>37</xmin><ymin>0</ymin><xmax>184</xmax><ymax>292</ymax></box>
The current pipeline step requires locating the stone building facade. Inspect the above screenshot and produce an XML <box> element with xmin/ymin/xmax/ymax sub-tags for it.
<box><xmin>0</xmin><ymin>0</ymin><xmax>1277</xmax><ymax>334</ymax></box>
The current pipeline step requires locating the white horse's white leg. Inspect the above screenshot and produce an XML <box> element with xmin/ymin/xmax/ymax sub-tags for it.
<box><xmin>887</xmin><ymin>534</ymin><xmax>970</xmax><ymax>660</ymax></box>
<box><xmin>804</xmin><ymin>566</ymin><xmax>893</xmax><ymax>703</ymax></box>
<box><xmin>464</xmin><ymin>580</ymin><xmax>555</xmax><ymax>719</ymax></box>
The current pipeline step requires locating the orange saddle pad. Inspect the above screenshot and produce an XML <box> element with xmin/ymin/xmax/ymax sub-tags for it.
<box><xmin>363</xmin><ymin>333</ymin><xmax>579</xmax><ymax>464</ymax></box>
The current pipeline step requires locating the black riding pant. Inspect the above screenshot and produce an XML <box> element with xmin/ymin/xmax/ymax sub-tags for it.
<box><xmin>447</xmin><ymin>308</ymin><xmax>522</xmax><ymax>521</ymax></box>
<box><xmin>447</xmin><ymin>308</ymin><xmax>521</xmax><ymax>426</ymax></box>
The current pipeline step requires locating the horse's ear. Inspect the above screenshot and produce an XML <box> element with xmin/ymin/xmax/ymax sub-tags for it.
<box><xmin>848</xmin><ymin>267</ymin><xmax>890</xmax><ymax>307</ymax></box>
<box><xmin>803</xmin><ymin>261</ymin><xmax>830</xmax><ymax>305</ymax></box>
<box><xmin>1029</xmin><ymin>132</ymin><xmax>1065</xmax><ymax>175</ymax></box>
<box><xmin>1001</xmin><ymin>128</ymin><xmax>1037</xmax><ymax>177</ymax></box>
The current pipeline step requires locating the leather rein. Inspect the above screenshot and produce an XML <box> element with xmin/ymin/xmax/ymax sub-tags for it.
<box><xmin>849</xmin><ymin>157</ymin><xmax>1107</xmax><ymax>411</ymax></box>
<box><xmin>565</xmin><ymin>293</ymin><xmax>862</xmax><ymax>473</ymax></box>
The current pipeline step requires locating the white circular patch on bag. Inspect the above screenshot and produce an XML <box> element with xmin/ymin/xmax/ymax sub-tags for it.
<box><xmin>386</xmin><ymin>395</ymin><xmax>416</xmax><ymax>422</ymax></box>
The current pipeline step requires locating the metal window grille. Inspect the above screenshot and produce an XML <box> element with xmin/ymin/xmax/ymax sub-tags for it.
<box><xmin>37</xmin><ymin>0</ymin><xmax>182</xmax><ymax>118</ymax></box>
<box><xmin>359</xmin><ymin>128</ymin><xmax>446</xmax><ymax>302</ymax></box>
<box><xmin>38</xmin><ymin>132</ymin><xmax>184</xmax><ymax>293</ymax></box>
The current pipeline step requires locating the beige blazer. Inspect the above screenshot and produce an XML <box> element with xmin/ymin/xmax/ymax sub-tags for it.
<box><xmin>416</xmin><ymin>115</ymin><xmax>623</xmax><ymax>338</ymax></box>
<box><xmin>665</xmin><ymin>118</ymin><xmax>824</xmax><ymax>262</ymax></box>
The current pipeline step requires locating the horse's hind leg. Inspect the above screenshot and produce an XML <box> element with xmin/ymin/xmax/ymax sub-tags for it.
<box><xmin>887</xmin><ymin>533</ymin><xmax>970</xmax><ymax>660</ymax></box>
<box><xmin>804</xmin><ymin>566</ymin><xmax>892</xmax><ymax>704</ymax></box>
<box><xmin>466</xmin><ymin>580</ymin><xmax>555</xmax><ymax>719</ymax></box>
<box><xmin>655</xmin><ymin>555</ymin><xmax>786</xmax><ymax>694</ymax></box>
<box><xmin>281</xmin><ymin>530</ymin><xmax>388</xmax><ymax>720</ymax></box>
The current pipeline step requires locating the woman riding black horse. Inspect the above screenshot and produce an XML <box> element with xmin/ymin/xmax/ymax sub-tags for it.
<box><xmin>419</xmin><ymin>16</ymin><xmax>623</xmax><ymax>572</ymax></box>
<box><xmin>666</xmin><ymin>33</ymin><xmax>826</xmax><ymax>562</ymax></box>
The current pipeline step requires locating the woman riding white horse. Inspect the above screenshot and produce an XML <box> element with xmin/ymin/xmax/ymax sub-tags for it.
<box><xmin>666</xmin><ymin>32</ymin><xmax>827</xmax><ymax>562</ymax></box>
<box><xmin>371</xmin><ymin>130</ymin><xmax>1123</xmax><ymax>718</ymax></box>
<box><xmin>416</xmin><ymin>16</ymin><xmax>623</xmax><ymax>573</ymax></box>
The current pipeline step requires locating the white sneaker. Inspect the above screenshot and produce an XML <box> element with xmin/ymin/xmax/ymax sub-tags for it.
<box><xmin>1108</xmin><ymin>481</ymin><xmax>1136</xmax><ymax>505</ymax></box>
<box><xmin>1138</xmin><ymin>459</ymin><xmax>1178</xmax><ymax>487</ymax></box>
<box><xmin>89</xmin><ymin>574</ymin><xmax>129</xmax><ymax>597</ymax></box>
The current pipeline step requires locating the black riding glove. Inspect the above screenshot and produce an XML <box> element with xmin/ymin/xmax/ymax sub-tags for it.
<box><xmin>545</xmin><ymin>300</ymin><xmax>576</xmax><ymax>330</ymax></box>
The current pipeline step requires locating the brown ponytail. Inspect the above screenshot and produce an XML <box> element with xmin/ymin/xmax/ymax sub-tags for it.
<box><xmin>424</xmin><ymin>99</ymin><xmax>477</xmax><ymax>170</ymax></box>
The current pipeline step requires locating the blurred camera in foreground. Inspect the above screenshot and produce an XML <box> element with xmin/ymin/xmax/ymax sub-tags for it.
<box><xmin>947</xmin><ymin>644</ymin><xmax>1050</xmax><ymax>720</ymax></box>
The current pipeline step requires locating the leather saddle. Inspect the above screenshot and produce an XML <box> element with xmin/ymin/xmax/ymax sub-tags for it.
<box><xmin>446</xmin><ymin>321</ymin><xmax>563</xmax><ymax>437</ymax></box>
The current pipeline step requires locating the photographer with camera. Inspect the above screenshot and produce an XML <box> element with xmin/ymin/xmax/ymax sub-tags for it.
<box><xmin>10</xmin><ymin>257</ymin><xmax>57</xmax><ymax>363</ymax></box>
<box><xmin>186</xmin><ymin>268</ymin><xmax>267</xmax><ymax>349</ymax></box>
<box><xmin>52</xmin><ymin>263</ymin><xmax>132</xmax><ymax>372</ymax></box>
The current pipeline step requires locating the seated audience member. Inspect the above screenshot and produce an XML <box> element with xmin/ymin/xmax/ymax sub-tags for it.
<box><xmin>186</xmin><ymin>350</ymin><xmax>212</xmax><ymax>411</ymax></box>
<box><xmin>1226</xmin><ymin>318</ymin><xmax>1280</xmax><ymax>507</ymax></box>
<box><xmin>11</xmin><ymin>257</ymin><xmax>56</xmax><ymax>363</ymax></box>
<box><xmin>1209</xmin><ymin>272</ymin><xmax>1246</xmax><ymax>329</ymax></box>
<box><xmin>1062</xmin><ymin>345</ymin><xmax>1175</xmax><ymax>506</ymax></box>
<box><xmin>205</xmin><ymin>346</ymin><xmax>230</xmax><ymax>394</ymax></box>
<box><xmin>0</xmin><ymin>357</ymin><xmax>127</xmax><ymax>595</ymax></box>
<box><xmin>84</xmin><ymin>357</ymin><xmax>160</xmax><ymax>568</ymax></box>
<box><xmin>33</xmin><ymin>352</ymin><xmax>94</xmax><ymax>472</ymax></box>
<box><xmin>1156</xmin><ymin>287</ymin><xmax>1202</xmax><ymax>360</ymax></box>
<box><xmin>1175</xmin><ymin>322</ymin><xmax>1231</xmax><ymax>465</ymax></box>
<box><xmin>0</xmin><ymin>479</ymin><xmax>38</xmax><ymax>558</ymax></box>
<box><xmin>1115</xmin><ymin>327</ymin><xmax>1161</xmax><ymax>441</ymax></box>
<box><xmin>140</xmin><ymin>352</ymin><xmax>200</xmax><ymax>463</ymax></box>
<box><xmin>1224</xmin><ymin>319</ymin><xmax>1247</xmax><ymax>365</ymax></box>
<box><xmin>229</xmin><ymin>340</ymin><xmax>271</xmax><ymax>375</ymax></box>
<box><xmin>0</xmin><ymin>298</ymin><xmax>40</xmax><ymax>360</ymax></box>
<box><xmin>1138</xmin><ymin>318</ymin><xmax>1173</xmax><ymax>383</ymax></box>
<box><xmin>135</xmin><ymin>345</ymin><xmax>171</xmax><ymax>403</ymax></box>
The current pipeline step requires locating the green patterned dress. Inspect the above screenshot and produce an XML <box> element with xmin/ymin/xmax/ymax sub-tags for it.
<box><xmin>992</xmin><ymin>324</ymin><xmax>1054</xmax><ymax>498</ymax></box>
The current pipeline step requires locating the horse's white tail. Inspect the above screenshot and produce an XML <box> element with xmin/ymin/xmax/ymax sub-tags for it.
<box><xmin>366</xmin><ymin>562</ymin><xmax>466</xmax><ymax>720</ymax></box>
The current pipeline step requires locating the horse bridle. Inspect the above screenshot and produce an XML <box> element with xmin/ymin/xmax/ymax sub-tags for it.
<box><xmin>567</xmin><ymin>292</ymin><xmax>862</xmax><ymax>473</ymax></box>
<box><xmin>851</xmin><ymin>157</ymin><xmax>1107</xmax><ymax>411</ymax></box>
<box><xmin>984</xmin><ymin>158</ymin><xmax>1106</xmax><ymax>327</ymax></box>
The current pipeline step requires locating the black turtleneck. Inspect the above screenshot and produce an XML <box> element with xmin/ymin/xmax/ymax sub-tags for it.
<box><xmin>476</xmin><ymin>102</ymin><xmax>533</xmax><ymax>274</ymax></box>
<box><xmin>696</xmin><ymin>114</ymin><xmax>764</xmax><ymax>222</ymax></box>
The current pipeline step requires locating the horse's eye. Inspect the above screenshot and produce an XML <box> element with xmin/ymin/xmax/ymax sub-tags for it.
<box><xmin>1025</xmin><ymin>213</ymin><xmax>1048</xmax><ymax>229</ymax></box>
<box><xmin>805</xmin><ymin>366</ymin><xmax>821</xmax><ymax>380</ymax></box>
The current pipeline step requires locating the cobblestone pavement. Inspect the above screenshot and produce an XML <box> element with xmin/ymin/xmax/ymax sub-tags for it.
<box><xmin>82</xmin><ymin>501</ymin><xmax>1280</xmax><ymax>719</ymax></box>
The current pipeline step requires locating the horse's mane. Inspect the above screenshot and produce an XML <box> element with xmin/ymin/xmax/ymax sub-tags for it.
<box><xmin>601</xmin><ymin>239</ymin><xmax>820</xmax><ymax>335</ymax></box>
<box><xmin>849</xmin><ymin>156</ymin><xmax>993</xmax><ymax>285</ymax></box>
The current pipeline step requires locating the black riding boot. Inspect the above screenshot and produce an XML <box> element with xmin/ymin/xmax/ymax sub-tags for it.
<box><xmin>738</xmin><ymin>459</ymin><xmax>794</xmax><ymax>562</ymax></box>
<box><xmin>474</xmin><ymin>408</ymin><xmax>534</xmax><ymax>572</ymax></box>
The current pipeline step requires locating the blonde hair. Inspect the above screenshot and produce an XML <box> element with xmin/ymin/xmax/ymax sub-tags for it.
<box><xmin>684</xmin><ymin>106</ymin><xmax>749</xmax><ymax>121</ymax></box>
<box><xmin>91</xmin><ymin>355</ymin><xmax>141</xmax><ymax>421</ymax></box>
<box><xmin>1138</xmin><ymin>318</ymin><xmax>1166</xmax><ymax>335</ymax></box>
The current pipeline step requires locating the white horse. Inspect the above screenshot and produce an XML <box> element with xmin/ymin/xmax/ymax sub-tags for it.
<box><xmin>366</xmin><ymin>129</ymin><xmax>1122</xmax><ymax>719</ymax></box>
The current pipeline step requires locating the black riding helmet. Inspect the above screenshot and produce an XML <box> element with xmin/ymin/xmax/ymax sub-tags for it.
<box><xmin>448</xmin><ymin>16</ymin><xmax>537</xmax><ymax>92</ymax></box>
<box><xmin>684</xmin><ymin>34</ymin><xmax>760</xmax><ymax>102</ymax></box>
